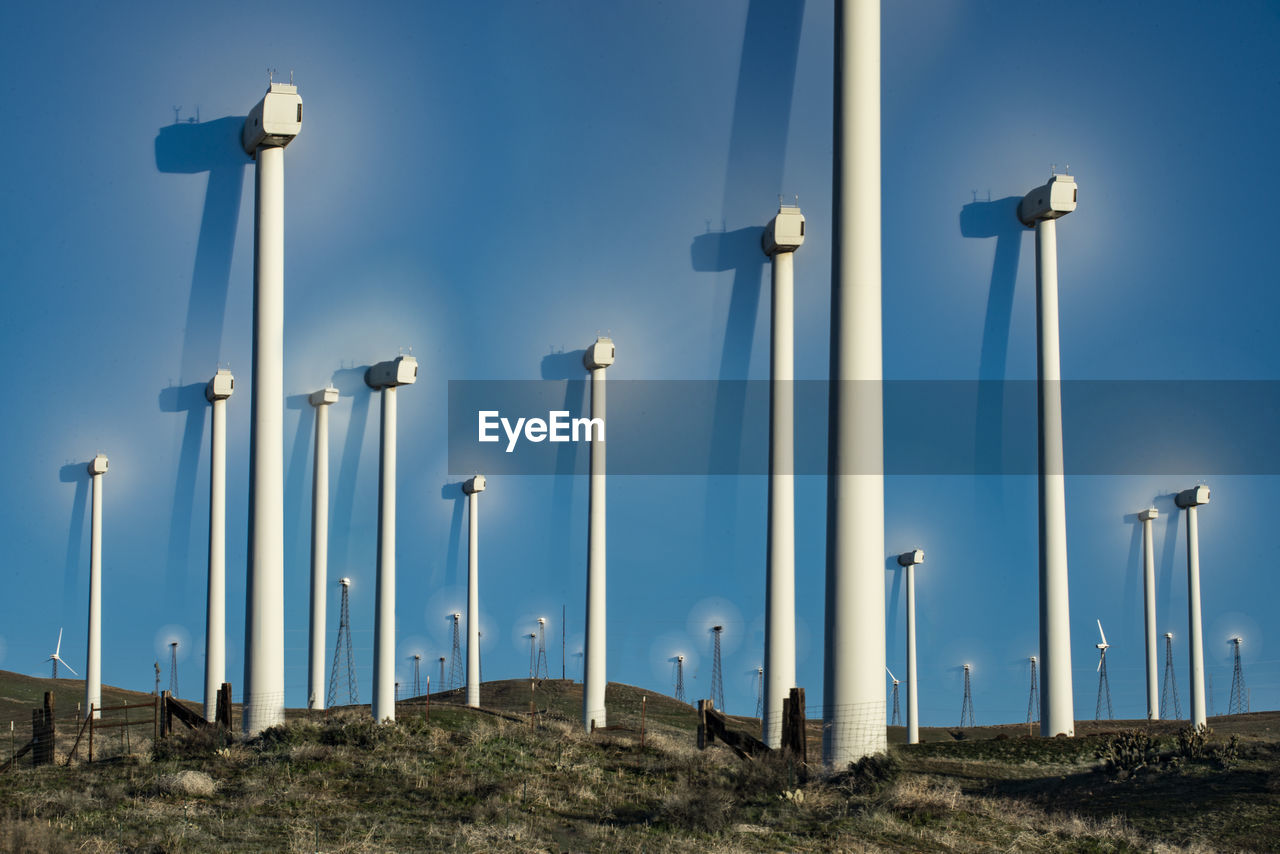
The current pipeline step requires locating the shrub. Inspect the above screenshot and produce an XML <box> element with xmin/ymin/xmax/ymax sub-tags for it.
<box><xmin>1096</xmin><ymin>730</ymin><xmax>1160</xmax><ymax>778</ymax></box>
<box><xmin>1175</xmin><ymin>724</ymin><xmax>1211</xmax><ymax>761</ymax></box>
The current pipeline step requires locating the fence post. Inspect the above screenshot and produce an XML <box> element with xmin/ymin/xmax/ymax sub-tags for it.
<box><xmin>88</xmin><ymin>705</ymin><xmax>95</xmax><ymax>764</ymax></box>
<box><xmin>641</xmin><ymin>695</ymin><xmax>647</xmax><ymax>748</ymax></box>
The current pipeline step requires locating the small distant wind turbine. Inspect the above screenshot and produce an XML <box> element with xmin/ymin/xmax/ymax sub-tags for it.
<box><xmin>47</xmin><ymin>628</ymin><xmax>77</xmax><ymax>678</ymax></box>
<box><xmin>886</xmin><ymin>666</ymin><xmax>901</xmax><ymax>726</ymax></box>
<box><xmin>1095</xmin><ymin>619</ymin><xmax>1113</xmax><ymax>720</ymax></box>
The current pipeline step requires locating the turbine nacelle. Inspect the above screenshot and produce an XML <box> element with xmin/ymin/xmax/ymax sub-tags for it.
<box><xmin>583</xmin><ymin>337</ymin><xmax>615</xmax><ymax>370</ymax></box>
<box><xmin>309</xmin><ymin>385</ymin><xmax>339</xmax><ymax>407</ymax></box>
<box><xmin>897</xmin><ymin>549</ymin><xmax>924</xmax><ymax>567</ymax></box>
<box><xmin>1175</xmin><ymin>485</ymin><xmax>1211</xmax><ymax>508</ymax></box>
<box><xmin>206</xmin><ymin>369</ymin><xmax>235</xmax><ymax>402</ymax></box>
<box><xmin>242</xmin><ymin>82</ymin><xmax>302</xmax><ymax>156</ymax></box>
<box><xmin>366</xmin><ymin>355</ymin><xmax>418</xmax><ymax>390</ymax></box>
<box><xmin>87</xmin><ymin>454</ymin><xmax>108</xmax><ymax>476</ymax></box>
<box><xmin>1138</xmin><ymin>507</ymin><xmax>1159</xmax><ymax>522</ymax></box>
<box><xmin>463</xmin><ymin>474</ymin><xmax>486</xmax><ymax>495</ymax></box>
<box><xmin>1017</xmin><ymin>172</ymin><xmax>1077</xmax><ymax>226</ymax></box>
<box><xmin>762</xmin><ymin>204</ymin><xmax>805</xmax><ymax>256</ymax></box>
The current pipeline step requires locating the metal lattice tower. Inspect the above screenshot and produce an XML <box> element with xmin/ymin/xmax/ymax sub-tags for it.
<box><xmin>438</xmin><ymin>656</ymin><xmax>446</xmax><ymax>690</ymax></box>
<box><xmin>1026</xmin><ymin>657</ymin><xmax>1040</xmax><ymax>724</ymax></box>
<box><xmin>154</xmin><ymin>661</ymin><xmax>161</xmax><ymax>697</ymax></box>
<box><xmin>674</xmin><ymin>655</ymin><xmax>686</xmax><ymax>703</ymax></box>
<box><xmin>1161</xmin><ymin>632</ymin><xmax>1182</xmax><ymax>719</ymax></box>
<box><xmin>535</xmin><ymin>618</ymin><xmax>549</xmax><ymax>680</ymax></box>
<box><xmin>754</xmin><ymin>666</ymin><xmax>764</xmax><ymax>718</ymax></box>
<box><xmin>412</xmin><ymin>654</ymin><xmax>421</xmax><ymax>697</ymax></box>
<box><xmin>169</xmin><ymin>642</ymin><xmax>180</xmax><ymax>698</ymax></box>
<box><xmin>327</xmin><ymin>578</ymin><xmax>358</xmax><ymax>706</ymax></box>
<box><xmin>887</xmin><ymin>668</ymin><xmax>902</xmax><ymax>726</ymax></box>
<box><xmin>959</xmin><ymin>664</ymin><xmax>975</xmax><ymax>728</ymax></box>
<box><xmin>710</xmin><ymin>626</ymin><xmax>725</xmax><ymax>711</ymax></box>
<box><xmin>1095</xmin><ymin>649</ymin><xmax>1114</xmax><ymax>720</ymax></box>
<box><xmin>526</xmin><ymin>633</ymin><xmax>538</xmax><ymax>679</ymax></box>
<box><xmin>1228</xmin><ymin>637</ymin><xmax>1248</xmax><ymax>714</ymax></box>
<box><xmin>451</xmin><ymin>615</ymin><xmax>465</xmax><ymax>690</ymax></box>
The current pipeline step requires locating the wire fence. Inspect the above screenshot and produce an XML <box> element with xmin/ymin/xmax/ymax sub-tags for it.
<box><xmin>821</xmin><ymin>700</ymin><xmax>888</xmax><ymax>767</ymax></box>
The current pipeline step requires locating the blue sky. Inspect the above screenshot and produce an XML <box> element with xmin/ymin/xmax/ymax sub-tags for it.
<box><xmin>1</xmin><ymin>1</ymin><xmax>1277</xmax><ymax>725</ymax></box>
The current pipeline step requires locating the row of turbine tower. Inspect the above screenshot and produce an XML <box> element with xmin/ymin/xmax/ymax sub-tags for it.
<box><xmin>64</xmin><ymin>16</ymin><xmax>1244</xmax><ymax>765</ymax></box>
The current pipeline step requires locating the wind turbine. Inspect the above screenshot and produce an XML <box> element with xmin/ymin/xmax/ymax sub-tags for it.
<box><xmin>1019</xmin><ymin>169</ymin><xmax>1079</xmax><ymax>739</ymax></box>
<box><xmin>1095</xmin><ymin>619</ymin><xmax>1113</xmax><ymax>720</ymax></box>
<box><xmin>241</xmin><ymin>79</ymin><xmax>303</xmax><ymax>735</ymax></box>
<box><xmin>582</xmin><ymin>336</ymin><xmax>614</xmax><ymax>732</ymax></box>
<box><xmin>85</xmin><ymin>453</ymin><xmax>108</xmax><ymax>719</ymax></box>
<box><xmin>204</xmin><ymin>369</ymin><xmax>233</xmax><ymax>721</ymax></box>
<box><xmin>823</xmin><ymin>0</ymin><xmax>887</xmax><ymax>767</ymax></box>
<box><xmin>1175</xmin><ymin>485</ymin><xmax>1210</xmax><ymax>729</ymax></box>
<box><xmin>886</xmin><ymin>666</ymin><xmax>901</xmax><ymax>726</ymax></box>
<box><xmin>308</xmin><ymin>385</ymin><xmax>338</xmax><ymax>710</ymax></box>
<box><xmin>367</xmin><ymin>354</ymin><xmax>418</xmax><ymax>723</ymax></box>
<box><xmin>47</xmin><ymin>629</ymin><xmax>77</xmax><ymax>679</ymax></box>
<box><xmin>462</xmin><ymin>475</ymin><xmax>484</xmax><ymax>708</ymax></box>
<box><xmin>761</xmin><ymin>201</ymin><xmax>804</xmax><ymax>749</ymax></box>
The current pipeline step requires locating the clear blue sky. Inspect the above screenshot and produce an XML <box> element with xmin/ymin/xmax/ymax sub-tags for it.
<box><xmin>1</xmin><ymin>0</ymin><xmax>1277</xmax><ymax>725</ymax></box>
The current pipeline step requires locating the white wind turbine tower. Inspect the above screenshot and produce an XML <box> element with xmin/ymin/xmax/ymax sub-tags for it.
<box><xmin>47</xmin><ymin>629</ymin><xmax>77</xmax><ymax>679</ymax></box>
<box><xmin>761</xmin><ymin>201</ymin><xmax>804</xmax><ymax>749</ymax></box>
<box><xmin>824</xmin><ymin>0</ymin><xmax>887</xmax><ymax>767</ymax></box>
<box><xmin>204</xmin><ymin>369</ymin><xmax>233</xmax><ymax>721</ymax></box>
<box><xmin>85</xmin><ymin>453</ymin><xmax>108</xmax><ymax>719</ymax></box>
<box><xmin>308</xmin><ymin>385</ymin><xmax>338</xmax><ymax>710</ymax></box>
<box><xmin>898</xmin><ymin>549</ymin><xmax>924</xmax><ymax>744</ymax></box>
<box><xmin>463</xmin><ymin>475</ymin><xmax>485</xmax><ymax>708</ymax></box>
<box><xmin>241</xmin><ymin>78</ymin><xmax>302</xmax><ymax>735</ymax></box>
<box><xmin>582</xmin><ymin>336</ymin><xmax>614</xmax><ymax>732</ymax></box>
<box><xmin>366</xmin><ymin>355</ymin><xmax>418</xmax><ymax>723</ymax></box>
<box><xmin>1018</xmin><ymin>169</ymin><xmax>1079</xmax><ymax>738</ymax></box>
<box><xmin>1094</xmin><ymin>620</ymin><xmax>1113</xmax><ymax>720</ymax></box>
<box><xmin>1175</xmin><ymin>485</ymin><xmax>1210</xmax><ymax>729</ymax></box>
<box><xmin>1139</xmin><ymin>508</ymin><xmax>1160</xmax><ymax>720</ymax></box>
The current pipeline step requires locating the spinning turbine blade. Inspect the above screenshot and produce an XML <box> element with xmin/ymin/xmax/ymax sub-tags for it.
<box><xmin>57</xmin><ymin>656</ymin><xmax>78</xmax><ymax>677</ymax></box>
<box><xmin>1097</xmin><ymin>619</ymin><xmax>1107</xmax><ymax>647</ymax></box>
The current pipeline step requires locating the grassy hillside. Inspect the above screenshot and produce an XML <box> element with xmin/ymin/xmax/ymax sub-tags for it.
<box><xmin>1</xmin><ymin>671</ymin><xmax>1277</xmax><ymax>852</ymax></box>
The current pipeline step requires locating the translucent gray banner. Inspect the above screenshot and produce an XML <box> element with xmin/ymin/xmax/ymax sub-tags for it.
<box><xmin>446</xmin><ymin>381</ymin><xmax>1278</xmax><ymax>475</ymax></box>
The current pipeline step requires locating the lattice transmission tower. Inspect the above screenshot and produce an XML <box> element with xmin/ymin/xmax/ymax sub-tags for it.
<box><xmin>411</xmin><ymin>654</ymin><xmax>421</xmax><ymax>697</ymax></box>
<box><xmin>1026</xmin><ymin>656</ymin><xmax>1040</xmax><ymax>724</ymax></box>
<box><xmin>1228</xmin><ymin>637</ymin><xmax>1249</xmax><ymax>715</ymax></box>
<box><xmin>1161</xmin><ymin>632</ymin><xmax>1182</xmax><ymax>719</ymax></box>
<box><xmin>526</xmin><ymin>633</ymin><xmax>538</xmax><ymax>678</ymax></box>
<box><xmin>169</xmin><ymin>642</ymin><xmax>180</xmax><ymax>697</ymax></box>
<box><xmin>710</xmin><ymin>626</ymin><xmax>725</xmax><ymax>711</ymax></box>
<box><xmin>327</xmin><ymin>577</ymin><xmax>358</xmax><ymax>706</ymax></box>
<box><xmin>674</xmin><ymin>655</ymin><xmax>686</xmax><ymax>703</ymax></box>
<box><xmin>959</xmin><ymin>664</ymin><xmax>975</xmax><ymax>728</ymax></box>
<box><xmin>754</xmin><ymin>667</ymin><xmax>764</xmax><ymax>718</ymax></box>
<box><xmin>438</xmin><ymin>656</ymin><xmax>446</xmax><ymax>691</ymax></box>
<box><xmin>448</xmin><ymin>613</ymin><xmax>462</xmax><ymax>690</ymax></box>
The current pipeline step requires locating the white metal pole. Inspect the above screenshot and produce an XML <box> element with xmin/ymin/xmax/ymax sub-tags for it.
<box><xmin>824</xmin><ymin>0</ymin><xmax>886</xmax><ymax>766</ymax></box>
<box><xmin>1186</xmin><ymin>504</ymin><xmax>1206</xmax><ymax>729</ymax></box>
<box><xmin>204</xmin><ymin>374</ymin><xmax>230</xmax><ymax>722</ymax></box>
<box><xmin>465</xmin><ymin>477</ymin><xmax>484</xmax><ymax>708</ymax></box>
<box><xmin>1034</xmin><ymin>216</ymin><xmax>1074</xmax><ymax>737</ymax></box>
<box><xmin>1140</xmin><ymin>508</ymin><xmax>1159</xmax><ymax>720</ymax></box>
<box><xmin>244</xmin><ymin>142</ymin><xmax>286</xmax><ymax>734</ymax></box>
<box><xmin>906</xmin><ymin>563</ymin><xmax>918</xmax><ymax>744</ymax></box>
<box><xmin>308</xmin><ymin>389</ymin><xmax>336</xmax><ymax>710</ymax></box>
<box><xmin>764</xmin><ymin>237</ymin><xmax>797</xmax><ymax>749</ymax></box>
<box><xmin>85</xmin><ymin>457</ymin><xmax>106</xmax><ymax>719</ymax></box>
<box><xmin>583</xmin><ymin>337</ymin><xmax>613</xmax><ymax>731</ymax></box>
<box><xmin>373</xmin><ymin>385</ymin><xmax>397</xmax><ymax>723</ymax></box>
